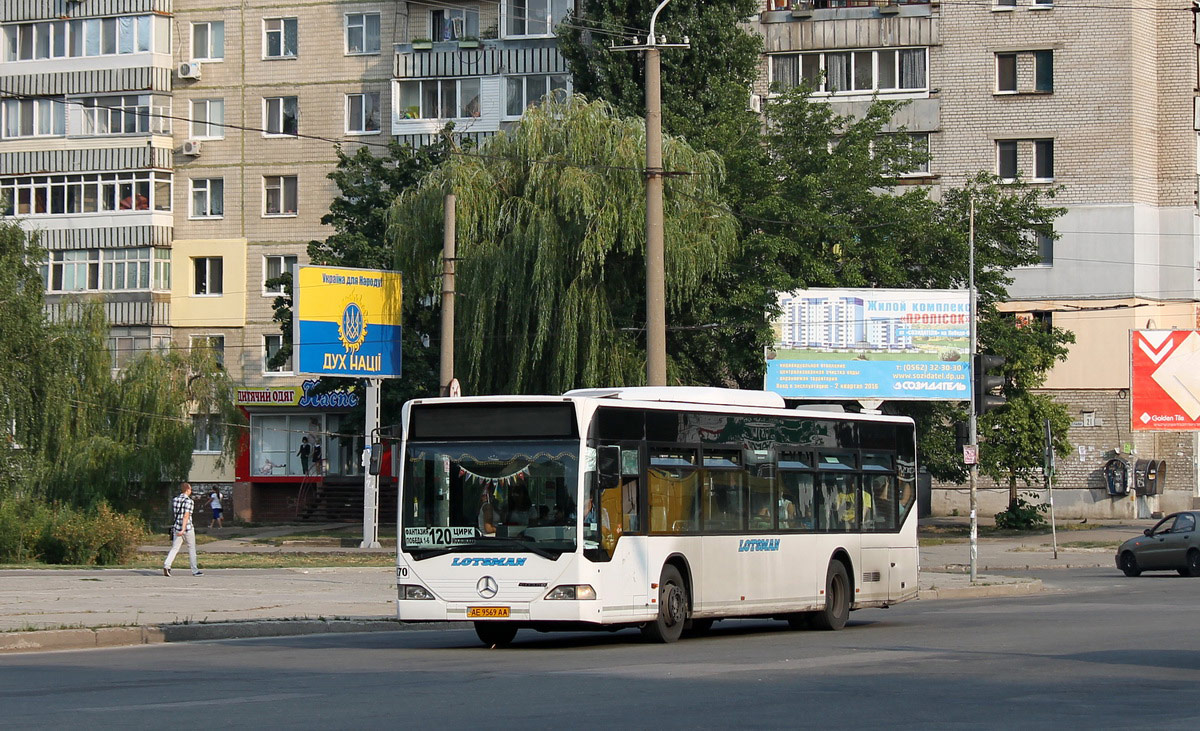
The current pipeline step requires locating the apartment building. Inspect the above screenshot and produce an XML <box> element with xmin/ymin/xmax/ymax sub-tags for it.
<box><xmin>1</xmin><ymin>0</ymin><xmax>176</xmax><ymax>363</ymax></box>
<box><xmin>752</xmin><ymin>0</ymin><xmax>1200</xmax><ymax>517</ymax></box>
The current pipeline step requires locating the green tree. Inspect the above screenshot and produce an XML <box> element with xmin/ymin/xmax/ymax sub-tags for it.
<box><xmin>977</xmin><ymin>314</ymin><xmax>1075</xmax><ymax>506</ymax></box>
<box><xmin>558</xmin><ymin>0</ymin><xmax>762</xmax><ymax>153</ymax></box>
<box><xmin>0</xmin><ymin>221</ymin><xmax>240</xmax><ymax>510</ymax></box>
<box><xmin>267</xmin><ymin>137</ymin><xmax>452</xmax><ymax>425</ymax></box>
<box><xmin>388</xmin><ymin>97</ymin><xmax>738</xmax><ymax>394</ymax></box>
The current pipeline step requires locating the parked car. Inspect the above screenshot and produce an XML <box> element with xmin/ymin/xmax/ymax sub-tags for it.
<box><xmin>1116</xmin><ymin>511</ymin><xmax>1200</xmax><ymax>577</ymax></box>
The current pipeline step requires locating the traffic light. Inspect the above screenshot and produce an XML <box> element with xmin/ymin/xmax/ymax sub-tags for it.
<box><xmin>973</xmin><ymin>354</ymin><xmax>1006</xmax><ymax>416</ymax></box>
<box><xmin>955</xmin><ymin>421</ymin><xmax>969</xmax><ymax>452</ymax></box>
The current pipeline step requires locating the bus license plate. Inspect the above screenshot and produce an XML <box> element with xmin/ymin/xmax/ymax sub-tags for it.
<box><xmin>467</xmin><ymin>607</ymin><xmax>510</xmax><ymax>618</ymax></box>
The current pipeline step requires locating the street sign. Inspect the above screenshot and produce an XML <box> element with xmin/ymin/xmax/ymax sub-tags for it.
<box><xmin>963</xmin><ymin>444</ymin><xmax>978</xmax><ymax>465</ymax></box>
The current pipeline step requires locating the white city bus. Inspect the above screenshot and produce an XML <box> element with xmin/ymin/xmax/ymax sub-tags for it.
<box><xmin>396</xmin><ymin>386</ymin><xmax>919</xmax><ymax>646</ymax></box>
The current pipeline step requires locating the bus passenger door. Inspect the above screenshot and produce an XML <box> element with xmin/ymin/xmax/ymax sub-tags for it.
<box><xmin>596</xmin><ymin>444</ymin><xmax>649</xmax><ymax>618</ymax></box>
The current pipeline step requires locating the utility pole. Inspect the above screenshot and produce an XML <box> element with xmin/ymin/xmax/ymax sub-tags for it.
<box><xmin>440</xmin><ymin>193</ymin><xmax>456</xmax><ymax>397</ymax></box>
<box><xmin>968</xmin><ymin>198</ymin><xmax>978</xmax><ymax>584</ymax></box>
<box><xmin>611</xmin><ymin>1</ymin><xmax>688</xmax><ymax>387</ymax></box>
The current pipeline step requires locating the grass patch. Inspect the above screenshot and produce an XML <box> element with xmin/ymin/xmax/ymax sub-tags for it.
<box><xmin>919</xmin><ymin>537</ymin><xmax>966</xmax><ymax>546</ymax></box>
<box><xmin>1060</xmin><ymin>540</ymin><xmax>1120</xmax><ymax>549</ymax></box>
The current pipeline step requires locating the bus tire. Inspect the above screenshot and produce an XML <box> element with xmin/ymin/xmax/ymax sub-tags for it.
<box><xmin>642</xmin><ymin>565</ymin><xmax>688</xmax><ymax>643</ymax></box>
<box><xmin>474</xmin><ymin>622</ymin><xmax>518</xmax><ymax>648</ymax></box>
<box><xmin>812</xmin><ymin>561</ymin><xmax>850</xmax><ymax>631</ymax></box>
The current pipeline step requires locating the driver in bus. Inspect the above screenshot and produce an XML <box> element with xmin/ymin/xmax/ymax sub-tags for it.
<box><xmin>478</xmin><ymin>487</ymin><xmax>500</xmax><ymax>536</ymax></box>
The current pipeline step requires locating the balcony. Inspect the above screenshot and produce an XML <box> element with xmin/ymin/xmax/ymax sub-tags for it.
<box><xmin>763</xmin><ymin>0</ymin><xmax>931</xmax><ymax>22</ymax></box>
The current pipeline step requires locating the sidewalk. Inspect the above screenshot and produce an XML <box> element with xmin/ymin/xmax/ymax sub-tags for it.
<box><xmin>919</xmin><ymin>517</ymin><xmax>1149</xmax><ymax>572</ymax></box>
<box><xmin>2</xmin><ymin>518</ymin><xmax>1137</xmax><ymax>653</ymax></box>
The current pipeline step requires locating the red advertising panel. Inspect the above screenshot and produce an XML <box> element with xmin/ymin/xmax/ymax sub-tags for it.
<box><xmin>1131</xmin><ymin>329</ymin><xmax>1200</xmax><ymax>431</ymax></box>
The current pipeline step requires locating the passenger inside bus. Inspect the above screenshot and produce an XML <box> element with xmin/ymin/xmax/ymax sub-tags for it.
<box><xmin>477</xmin><ymin>487</ymin><xmax>499</xmax><ymax>535</ymax></box>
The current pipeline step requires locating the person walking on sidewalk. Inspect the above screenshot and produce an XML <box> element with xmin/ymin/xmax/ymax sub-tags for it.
<box><xmin>208</xmin><ymin>488</ymin><xmax>224</xmax><ymax>530</ymax></box>
<box><xmin>164</xmin><ymin>483</ymin><xmax>202</xmax><ymax>577</ymax></box>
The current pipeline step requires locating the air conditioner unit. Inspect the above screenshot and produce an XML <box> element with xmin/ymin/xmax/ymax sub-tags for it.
<box><xmin>177</xmin><ymin>61</ymin><xmax>202</xmax><ymax>80</ymax></box>
<box><xmin>749</xmin><ymin>94</ymin><xmax>762</xmax><ymax>113</ymax></box>
<box><xmin>182</xmin><ymin>140</ymin><xmax>203</xmax><ymax>156</ymax></box>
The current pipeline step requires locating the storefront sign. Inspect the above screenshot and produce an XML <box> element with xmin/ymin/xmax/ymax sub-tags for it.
<box><xmin>236</xmin><ymin>379</ymin><xmax>360</xmax><ymax>408</ymax></box>
<box><xmin>293</xmin><ymin>265</ymin><xmax>403</xmax><ymax>378</ymax></box>
<box><xmin>1131</xmin><ymin>329</ymin><xmax>1200</xmax><ymax>431</ymax></box>
<box><xmin>766</xmin><ymin>288</ymin><xmax>971</xmax><ymax>401</ymax></box>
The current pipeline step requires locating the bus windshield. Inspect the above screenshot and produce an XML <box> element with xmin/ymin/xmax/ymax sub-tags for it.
<box><xmin>402</xmin><ymin>440</ymin><xmax>580</xmax><ymax>558</ymax></box>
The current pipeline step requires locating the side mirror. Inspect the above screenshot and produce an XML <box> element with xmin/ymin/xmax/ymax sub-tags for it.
<box><xmin>368</xmin><ymin>443</ymin><xmax>384</xmax><ymax>475</ymax></box>
<box><xmin>1143</xmin><ymin>528</ymin><xmax>1152</xmax><ymax>537</ymax></box>
<box><xmin>597</xmin><ymin>446</ymin><xmax>620</xmax><ymax>490</ymax></box>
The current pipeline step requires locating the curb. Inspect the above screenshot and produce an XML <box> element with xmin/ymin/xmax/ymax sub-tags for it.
<box><xmin>0</xmin><ymin>619</ymin><xmax>415</xmax><ymax>655</ymax></box>
<box><xmin>919</xmin><ymin>578</ymin><xmax>1043</xmax><ymax>601</ymax></box>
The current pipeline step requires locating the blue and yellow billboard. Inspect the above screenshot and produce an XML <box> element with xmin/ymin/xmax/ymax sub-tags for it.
<box><xmin>293</xmin><ymin>265</ymin><xmax>403</xmax><ymax>378</ymax></box>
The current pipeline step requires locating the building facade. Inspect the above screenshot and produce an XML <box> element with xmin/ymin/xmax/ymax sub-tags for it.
<box><xmin>751</xmin><ymin>0</ymin><xmax>1200</xmax><ymax>517</ymax></box>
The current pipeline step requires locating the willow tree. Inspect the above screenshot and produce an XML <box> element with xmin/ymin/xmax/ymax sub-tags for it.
<box><xmin>0</xmin><ymin>221</ymin><xmax>241</xmax><ymax>508</ymax></box>
<box><xmin>388</xmin><ymin>97</ymin><xmax>739</xmax><ymax>395</ymax></box>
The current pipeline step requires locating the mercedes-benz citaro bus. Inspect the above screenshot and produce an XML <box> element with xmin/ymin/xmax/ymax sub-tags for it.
<box><xmin>396</xmin><ymin>386</ymin><xmax>919</xmax><ymax>647</ymax></box>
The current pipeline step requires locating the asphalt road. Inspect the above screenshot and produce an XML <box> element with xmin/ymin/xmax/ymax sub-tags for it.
<box><xmin>2</xmin><ymin>567</ymin><xmax>1197</xmax><ymax>730</ymax></box>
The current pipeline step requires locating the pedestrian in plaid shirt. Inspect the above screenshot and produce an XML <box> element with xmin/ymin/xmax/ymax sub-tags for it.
<box><xmin>163</xmin><ymin>483</ymin><xmax>202</xmax><ymax>577</ymax></box>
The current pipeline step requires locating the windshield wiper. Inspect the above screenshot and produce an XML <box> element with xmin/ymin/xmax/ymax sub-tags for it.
<box><xmin>409</xmin><ymin>536</ymin><xmax>558</xmax><ymax>561</ymax></box>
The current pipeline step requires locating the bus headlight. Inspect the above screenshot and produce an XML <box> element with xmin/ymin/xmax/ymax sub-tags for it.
<box><xmin>545</xmin><ymin>584</ymin><xmax>596</xmax><ymax>600</ymax></box>
<box><xmin>400</xmin><ymin>584</ymin><xmax>434</xmax><ymax>600</ymax></box>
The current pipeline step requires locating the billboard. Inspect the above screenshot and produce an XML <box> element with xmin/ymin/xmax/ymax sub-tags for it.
<box><xmin>766</xmin><ymin>288</ymin><xmax>971</xmax><ymax>401</ymax></box>
<box><xmin>1131</xmin><ymin>329</ymin><xmax>1200</xmax><ymax>431</ymax></box>
<box><xmin>293</xmin><ymin>265</ymin><xmax>403</xmax><ymax>378</ymax></box>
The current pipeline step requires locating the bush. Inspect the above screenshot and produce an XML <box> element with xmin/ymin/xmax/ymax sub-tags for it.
<box><xmin>0</xmin><ymin>496</ymin><xmax>55</xmax><ymax>563</ymax></box>
<box><xmin>994</xmin><ymin>493</ymin><xmax>1049</xmax><ymax>530</ymax></box>
<box><xmin>0</xmin><ymin>497</ymin><xmax>145</xmax><ymax>565</ymax></box>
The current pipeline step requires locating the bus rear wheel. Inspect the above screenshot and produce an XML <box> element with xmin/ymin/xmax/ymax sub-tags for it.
<box><xmin>474</xmin><ymin>622</ymin><xmax>518</xmax><ymax>648</ymax></box>
<box><xmin>812</xmin><ymin>561</ymin><xmax>850</xmax><ymax>631</ymax></box>
<box><xmin>642</xmin><ymin>565</ymin><xmax>688</xmax><ymax>643</ymax></box>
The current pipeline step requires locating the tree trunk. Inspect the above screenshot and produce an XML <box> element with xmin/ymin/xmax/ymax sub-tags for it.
<box><xmin>1008</xmin><ymin>474</ymin><xmax>1018</xmax><ymax>510</ymax></box>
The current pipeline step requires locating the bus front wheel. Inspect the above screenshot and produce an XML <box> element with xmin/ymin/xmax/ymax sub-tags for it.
<box><xmin>812</xmin><ymin>561</ymin><xmax>850</xmax><ymax>631</ymax></box>
<box><xmin>474</xmin><ymin>622</ymin><xmax>518</xmax><ymax>647</ymax></box>
<box><xmin>642</xmin><ymin>565</ymin><xmax>688</xmax><ymax>643</ymax></box>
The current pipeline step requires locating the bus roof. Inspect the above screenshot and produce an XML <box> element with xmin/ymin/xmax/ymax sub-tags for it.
<box><xmin>563</xmin><ymin>386</ymin><xmax>786</xmax><ymax>410</ymax></box>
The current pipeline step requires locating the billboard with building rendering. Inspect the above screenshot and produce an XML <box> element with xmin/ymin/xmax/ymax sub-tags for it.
<box><xmin>1130</xmin><ymin>329</ymin><xmax>1200</xmax><ymax>431</ymax></box>
<box><xmin>293</xmin><ymin>265</ymin><xmax>403</xmax><ymax>378</ymax></box>
<box><xmin>766</xmin><ymin>288</ymin><xmax>971</xmax><ymax>401</ymax></box>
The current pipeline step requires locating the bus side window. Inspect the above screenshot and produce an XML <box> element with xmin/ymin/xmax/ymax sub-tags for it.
<box><xmin>648</xmin><ymin>448</ymin><xmax>698</xmax><ymax>533</ymax></box>
<box><xmin>866</xmin><ymin>474</ymin><xmax>896</xmax><ymax>531</ymax></box>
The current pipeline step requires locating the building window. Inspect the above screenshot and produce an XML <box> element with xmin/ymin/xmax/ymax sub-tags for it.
<box><xmin>193</xmin><ymin>256</ymin><xmax>223</xmax><ymax>296</ymax></box>
<box><xmin>264</xmin><ymin>18</ymin><xmax>298</xmax><ymax>58</ymax></box>
<box><xmin>397</xmin><ymin>79</ymin><xmax>481</xmax><ymax>120</ymax></box>
<box><xmin>263</xmin><ymin>175</ymin><xmax>298</xmax><ymax>216</ymax></box>
<box><xmin>1</xmin><ymin>98</ymin><xmax>65</xmax><ymax>138</ymax></box>
<box><xmin>191</xmin><ymin>178</ymin><xmax>224</xmax><ymax>218</ymax></box>
<box><xmin>881</xmin><ymin>133</ymin><xmax>930</xmax><ymax>176</ymax></box>
<box><xmin>431</xmin><ymin>7</ymin><xmax>478</xmax><ymax>41</ymax></box>
<box><xmin>1</xmin><ymin>171</ymin><xmax>171</xmax><ymax>217</ymax></box>
<box><xmin>504</xmin><ymin>74</ymin><xmax>570</xmax><ymax>117</ymax></box>
<box><xmin>346</xmin><ymin>13</ymin><xmax>381</xmax><ymax>53</ymax></box>
<box><xmin>1082</xmin><ymin>410</ymin><xmax>1096</xmax><ymax>427</ymax></box>
<box><xmin>345</xmin><ymin>92</ymin><xmax>381</xmax><ymax>133</ymax></box>
<box><xmin>996</xmin><ymin>51</ymin><xmax>1052</xmax><ymax>94</ymax></box>
<box><xmin>80</xmin><ymin>94</ymin><xmax>172</xmax><ymax>135</ymax></box>
<box><xmin>190</xmin><ymin>335</ymin><xmax>225</xmax><ymax>368</ymax></box>
<box><xmin>503</xmin><ymin>0</ymin><xmax>570</xmax><ymax>38</ymax></box>
<box><xmin>102</xmin><ymin>247</ymin><xmax>152</xmax><ymax>291</ymax></box>
<box><xmin>192</xmin><ymin>413</ymin><xmax>223</xmax><ymax>453</ymax></box>
<box><xmin>264</xmin><ymin>254</ymin><xmax>297</xmax><ymax>295</ymax></box>
<box><xmin>998</xmin><ymin>138</ymin><xmax>1053</xmax><ymax>182</ymax></box>
<box><xmin>998</xmin><ymin>140</ymin><xmax>1018</xmax><ymax>180</ymax></box>
<box><xmin>154</xmin><ymin>248</ymin><xmax>171</xmax><ymax>290</ymax></box>
<box><xmin>1035</xmin><ymin>230</ymin><xmax>1054</xmax><ymax>265</ymax></box>
<box><xmin>190</xmin><ymin>99</ymin><xmax>224</xmax><ymax>139</ymax></box>
<box><xmin>3</xmin><ymin>15</ymin><xmax>164</xmax><ymax>62</ymax></box>
<box><xmin>995</xmin><ymin>0</ymin><xmax>1017</xmax><ymax>6</ymax></box>
<box><xmin>192</xmin><ymin>21</ymin><xmax>224</xmax><ymax>60</ymax></box>
<box><xmin>42</xmin><ymin>250</ymin><xmax>99</xmax><ymax>292</ymax></box>
<box><xmin>770</xmin><ymin>48</ymin><xmax>927</xmax><ymax>95</ymax></box>
<box><xmin>263</xmin><ymin>96</ymin><xmax>298</xmax><ymax>136</ymax></box>
<box><xmin>264</xmin><ymin>334</ymin><xmax>292</xmax><ymax>374</ymax></box>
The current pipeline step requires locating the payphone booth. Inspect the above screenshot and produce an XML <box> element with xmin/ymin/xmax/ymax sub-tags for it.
<box><xmin>1132</xmin><ymin>459</ymin><xmax>1166</xmax><ymax>518</ymax></box>
<box><xmin>1104</xmin><ymin>458</ymin><xmax>1131</xmax><ymax>496</ymax></box>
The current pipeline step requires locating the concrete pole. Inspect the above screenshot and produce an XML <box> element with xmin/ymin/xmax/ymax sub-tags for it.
<box><xmin>440</xmin><ymin>193</ymin><xmax>456</xmax><ymax>397</ymax></box>
<box><xmin>968</xmin><ymin>197</ymin><xmax>978</xmax><ymax>583</ymax></box>
<box><xmin>644</xmin><ymin>45</ymin><xmax>667</xmax><ymax>387</ymax></box>
<box><xmin>360</xmin><ymin>378</ymin><xmax>382</xmax><ymax>549</ymax></box>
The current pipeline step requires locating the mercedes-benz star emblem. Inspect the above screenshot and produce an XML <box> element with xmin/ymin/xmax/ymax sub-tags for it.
<box><xmin>476</xmin><ymin>576</ymin><xmax>499</xmax><ymax>599</ymax></box>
